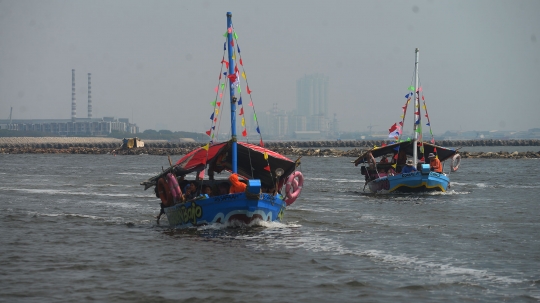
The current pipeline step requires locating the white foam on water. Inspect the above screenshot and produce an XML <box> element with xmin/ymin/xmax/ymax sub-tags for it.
<box><xmin>117</xmin><ymin>172</ymin><xmax>156</xmax><ymax>176</ymax></box>
<box><xmin>2</xmin><ymin>187</ymin><xmax>152</xmax><ymax>199</ymax></box>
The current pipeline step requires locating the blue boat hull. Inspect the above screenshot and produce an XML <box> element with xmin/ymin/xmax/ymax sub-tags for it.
<box><xmin>367</xmin><ymin>171</ymin><xmax>450</xmax><ymax>193</ymax></box>
<box><xmin>163</xmin><ymin>193</ymin><xmax>286</xmax><ymax>228</ymax></box>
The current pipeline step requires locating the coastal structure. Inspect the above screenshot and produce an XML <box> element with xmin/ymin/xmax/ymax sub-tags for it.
<box><xmin>0</xmin><ymin>70</ymin><xmax>139</xmax><ymax>135</ymax></box>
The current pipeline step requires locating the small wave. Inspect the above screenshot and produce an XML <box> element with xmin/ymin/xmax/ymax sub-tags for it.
<box><xmin>117</xmin><ymin>172</ymin><xmax>156</xmax><ymax>176</ymax></box>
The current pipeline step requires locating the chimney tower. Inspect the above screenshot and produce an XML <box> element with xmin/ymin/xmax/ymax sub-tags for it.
<box><xmin>88</xmin><ymin>73</ymin><xmax>92</xmax><ymax>118</ymax></box>
<box><xmin>71</xmin><ymin>69</ymin><xmax>76</xmax><ymax>122</ymax></box>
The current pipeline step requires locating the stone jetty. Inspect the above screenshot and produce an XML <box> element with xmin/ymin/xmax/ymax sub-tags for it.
<box><xmin>1</xmin><ymin>137</ymin><xmax>539</xmax><ymax>158</ymax></box>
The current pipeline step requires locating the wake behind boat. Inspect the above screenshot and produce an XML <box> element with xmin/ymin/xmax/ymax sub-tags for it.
<box><xmin>141</xmin><ymin>12</ymin><xmax>304</xmax><ymax>228</ymax></box>
<box><xmin>354</xmin><ymin>48</ymin><xmax>460</xmax><ymax>194</ymax></box>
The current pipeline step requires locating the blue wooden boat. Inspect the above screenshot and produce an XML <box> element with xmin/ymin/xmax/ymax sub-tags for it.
<box><xmin>353</xmin><ymin>49</ymin><xmax>460</xmax><ymax>194</ymax></box>
<box><xmin>141</xmin><ymin>12</ymin><xmax>303</xmax><ymax>227</ymax></box>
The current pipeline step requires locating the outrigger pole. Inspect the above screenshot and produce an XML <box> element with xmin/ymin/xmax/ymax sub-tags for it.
<box><xmin>227</xmin><ymin>12</ymin><xmax>238</xmax><ymax>173</ymax></box>
<box><xmin>413</xmin><ymin>48</ymin><xmax>420</xmax><ymax>166</ymax></box>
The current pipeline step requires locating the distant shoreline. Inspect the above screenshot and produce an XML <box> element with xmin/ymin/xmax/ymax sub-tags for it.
<box><xmin>1</xmin><ymin>137</ymin><xmax>539</xmax><ymax>158</ymax></box>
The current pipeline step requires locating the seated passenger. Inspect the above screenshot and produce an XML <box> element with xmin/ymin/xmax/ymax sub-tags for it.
<box><xmin>182</xmin><ymin>182</ymin><xmax>197</xmax><ymax>201</ymax></box>
<box><xmin>401</xmin><ymin>159</ymin><xmax>417</xmax><ymax>174</ymax></box>
<box><xmin>218</xmin><ymin>182</ymin><xmax>230</xmax><ymax>195</ymax></box>
<box><xmin>229</xmin><ymin>173</ymin><xmax>247</xmax><ymax>194</ymax></box>
<box><xmin>428</xmin><ymin>153</ymin><xmax>443</xmax><ymax>173</ymax></box>
<box><xmin>202</xmin><ymin>185</ymin><xmax>213</xmax><ymax>197</ymax></box>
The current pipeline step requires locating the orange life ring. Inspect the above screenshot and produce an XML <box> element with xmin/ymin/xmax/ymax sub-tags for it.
<box><xmin>284</xmin><ymin>171</ymin><xmax>304</xmax><ymax>205</ymax></box>
<box><xmin>157</xmin><ymin>178</ymin><xmax>173</xmax><ymax>206</ymax></box>
<box><xmin>451</xmin><ymin>154</ymin><xmax>461</xmax><ymax>172</ymax></box>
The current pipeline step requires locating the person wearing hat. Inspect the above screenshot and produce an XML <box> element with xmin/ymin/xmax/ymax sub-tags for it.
<box><xmin>428</xmin><ymin>153</ymin><xmax>442</xmax><ymax>173</ymax></box>
<box><xmin>401</xmin><ymin>159</ymin><xmax>417</xmax><ymax>174</ymax></box>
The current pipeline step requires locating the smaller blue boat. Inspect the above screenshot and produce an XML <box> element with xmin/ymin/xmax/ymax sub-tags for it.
<box><xmin>354</xmin><ymin>48</ymin><xmax>460</xmax><ymax>194</ymax></box>
<box><xmin>141</xmin><ymin>12</ymin><xmax>304</xmax><ymax>227</ymax></box>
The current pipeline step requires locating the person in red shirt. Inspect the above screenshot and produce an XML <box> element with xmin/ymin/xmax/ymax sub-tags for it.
<box><xmin>428</xmin><ymin>153</ymin><xmax>442</xmax><ymax>173</ymax></box>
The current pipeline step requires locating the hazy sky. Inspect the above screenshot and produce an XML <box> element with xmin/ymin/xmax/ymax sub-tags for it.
<box><xmin>1</xmin><ymin>0</ymin><xmax>539</xmax><ymax>134</ymax></box>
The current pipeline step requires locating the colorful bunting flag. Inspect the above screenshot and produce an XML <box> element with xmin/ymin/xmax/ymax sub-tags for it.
<box><xmin>228</xmin><ymin>27</ymin><xmax>232</xmax><ymax>34</ymax></box>
<box><xmin>241</xmin><ymin>117</ymin><xmax>245</xmax><ymax>127</ymax></box>
<box><xmin>237</xmin><ymin>45</ymin><xmax>241</xmax><ymax>53</ymax></box>
<box><xmin>256</xmin><ymin>127</ymin><xmax>260</xmax><ymax>134</ymax></box>
<box><xmin>237</xmin><ymin>86</ymin><xmax>241</xmax><ymax>93</ymax></box>
<box><xmin>239</xmin><ymin>58</ymin><xmax>243</xmax><ymax>66</ymax></box>
<box><xmin>263</xmin><ymin>165</ymin><xmax>270</xmax><ymax>172</ymax></box>
<box><xmin>241</xmin><ymin>72</ymin><xmax>246</xmax><ymax>79</ymax></box>
<box><xmin>249</xmin><ymin>101</ymin><xmax>253</xmax><ymax>107</ymax></box>
<box><xmin>202</xmin><ymin>143</ymin><xmax>209</xmax><ymax>151</ymax></box>
<box><xmin>217</xmin><ymin>102</ymin><xmax>221</xmax><ymax>107</ymax></box>
<box><xmin>408</xmin><ymin>86</ymin><xmax>414</xmax><ymax>91</ymax></box>
<box><xmin>205</xmin><ymin>130</ymin><xmax>211</xmax><ymax>136</ymax></box>
<box><xmin>253</xmin><ymin>113</ymin><xmax>257</xmax><ymax>121</ymax></box>
<box><xmin>221</xmin><ymin>60</ymin><xmax>229</xmax><ymax>69</ymax></box>
<box><xmin>221</xmin><ymin>83</ymin><xmax>225</xmax><ymax>90</ymax></box>
<box><xmin>263</xmin><ymin>152</ymin><xmax>268</xmax><ymax>160</ymax></box>
<box><xmin>239</xmin><ymin>108</ymin><xmax>244</xmax><ymax>115</ymax></box>
<box><xmin>242</xmin><ymin>129</ymin><xmax>247</xmax><ymax>137</ymax></box>
<box><xmin>238</xmin><ymin>97</ymin><xmax>242</xmax><ymax>105</ymax></box>
<box><xmin>211</xmin><ymin>100</ymin><xmax>216</xmax><ymax>107</ymax></box>
<box><xmin>247</xmin><ymin>86</ymin><xmax>252</xmax><ymax>94</ymax></box>
<box><xmin>210</xmin><ymin>113</ymin><xmax>214</xmax><ymax>120</ymax></box>
<box><xmin>234</xmin><ymin>32</ymin><xmax>238</xmax><ymax>40</ymax></box>
<box><xmin>259</xmin><ymin>139</ymin><xmax>264</xmax><ymax>147</ymax></box>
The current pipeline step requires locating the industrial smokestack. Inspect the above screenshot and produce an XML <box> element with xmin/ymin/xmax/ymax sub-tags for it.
<box><xmin>71</xmin><ymin>69</ymin><xmax>76</xmax><ymax>122</ymax></box>
<box><xmin>88</xmin><ymin>73</ymin><xmax>92</xmax><ymax>118</ymax></box>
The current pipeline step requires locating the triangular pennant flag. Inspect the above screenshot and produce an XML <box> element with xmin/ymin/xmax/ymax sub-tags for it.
<box><xmin>392</xmin><ymin>163</ymin><xmax>397</xmax><ymax>168</ymax></box>
<box><xmin>214</xmin><ymin>118</ymin><xmax>217</xmax><ymax>122</ymax></box>
<box><xmin>407</xmin><ymin>137</ymin><xmax>411</xmax><ymax>141</ymax></box>
<box><xmin>431</xmin><ymin>138</ymin><xmax>435</xmax><ymax>144</ymax></box>
<box><xmin>241</xmin><ymin>117</ymin><xmax>245</xmax><ymax>127</ymax></box>
<box><xmin>221</xmin><ymin>60</ymin><xmax>229</xmax><ymax>69</ymax></box>
<box><xmin>414</xmin><ymin>111</ymin><xmax>420</xmax><ymax>115</ymax></box>
<box><xmin>219</xmin><ymin>93</ymin><xmax>223</xmax><ymax>98</ymax></box>
<box><xmin>263</xmin><ymin>152</ymin><xmax>268</xmax><ymax>160</ymax></box>
<box><xmin>211</xmin><ymin>100</ymin><xmax>216</xmax><ymax>107</ymax></box>
<box><xmin>223</xmin><ymin>72</ymin><xmax>227</xmax><ymax>76</ymax></box>
<box><xmin>242</xmin><ymin>129</ymin><xmax>247</xmax><ymax>137</ymax></box>
<box><xmin>223</xmin><ymin>32</ymin><xmax>227</xmax><ymax>37</ymax></box>
<box><xmin>393</xmin><ymin>154</ymin><xmax>398</xmax><ymax>159</ymax></box>
<box><xmin>419</xmin><ymin>155</ymin><xmax>425</xmax><ymax>161</ymax></box>
<box><xmin>426</xmin><ymin>122</ymin><xmax>430</xmax><ymax>126</ymax></box>
<box><xmin>253</xmin><ymin>113</ymin><xmax>257</xmax><ymax>121</ymax></box>
<box><xmin>249</xmin><ymin>101</ymin><xmax>253</xmax><ymax>106</ymax></box>
<box><xmin>205</xmin><ymin>130</ymin><xmax>211</xmax><ymax>136</ymax></box>
<box><xmin>212</xmin><ymin>126</ymin><xmax>215</xmax><ymax>130</ymax></box>
<box><xmin>420</xmin><ymin>146</ymin><xmax>424</xmax><ymax>153</ymax></box>
<box><xmin>214</xmin><ymin>86</ymin><xmax>219</xmax><ymax>92</ymax></box>
<box><xmin>256</xmin><ymin>127</ymin><xmax>260</xmax><ymax>134</ymax></box>
<box><xmin>237</xmin><ymin>45</ymin><xmax>241</xmax><ymax>53</ymax></box>
<box><xmin>235</xmin><ymin>65</ymin><xmax>239</xmax><ymax>74</ymax></box>
<box><xmin>233</xmin><ymin>32</ymin><xmax>238</xmax><ymax>40</ymax></box>
<box><xmin>228</xmin><ymin>27</ymin><xmax>232</xmax><ymax>34</ymax></box>
<box><xmin>230</xmin><ymin>39</ymin><xmax>234</xmax><ymax>46</ymax></box>
<box><xmin>408</xmin><ymin>86</ymin><xmax>414</xmax><ymax>91</ymax></box>
<box><xmin>198</xmin><ymin>170</ymin><xmax>205</xmax><ymax>180</ymax></box>
<box><xmin>415</xmin><ymin>119</ymin><xmax>420</xmax><ymax>125</ymax></box>
<box><xmin>210</xmin><ymin>113</ymin><xmax>214</xmax><ymax>120</ymax></box>
<box><xmin>215</xmin><ymin>109</ymin><xmax>219</xmax><ymax>115</ymax></box>
<box><xmin>418</xmin><ymin>87</ymin><xmax>422</xmax><ymax>92</ymax></box>
<box><xmin>202</xmin><ymin>143</ymin><xmax>209</xmax><ymax>151</ymax></box>
<box><xmin>388</xmin><ymin>123</ymin><xmax>397</xmax><ymax>133</ymax></box>
<box><xmin>239</xmin><ymin>107</ymin><xmax>244</xmax><ymax>115</ymax></box>
<box><xmin>238</xmin><ymin>97</ymin><xmax>242</xmax><ymax>105</ymax></box>
<box><xmin>239</xmin><ymin>58</ymin><xmax>243</xmax><ymax>66</ymax></box>
<box><xmin>211</xmin><ymin>133</ymin><xmax>214</xmax><ymax>138</ymax></box>
<box><xmin>263</xmin><ymin>165</ymin><xmax>270</xmax><ymax>172</ymax></box>
<box><xmin>232</xmin><ymin>53</ymin><xmax>236</xmax><ymax>60</ymax></box>
<box><xmin>247</xmin><ymin>86</ymin><xmax>252</xmax><ymax>94</ymax></box>
<box><xmin>217</xmin><ymin>102</ymin><xmax>221</xmax><ymax>107</ymax></box>
<box><xmin>422</xmin><ymin>96</ymin><xmax>425</xmax><ymax>100</ymax></box>
<box><xmin>241</xmin><ymin>71</ymin><xmax>246</xmax><ymax>79</ymax></box>
<box><xmin>221</xmin><ymin>83</ymin><xmax>225</xmax><ymax>90</ymax></box>
<box><xmin>382</xmin><ymin>143</ymin><xmax>387</xmax><ymax>147</ymax></box>
<box><xmin>237</xmin><ymin>86</ymin><xmax>241</xmax><ymax>93</ymax></box>
<box><xmin>259</xmin><ymin>139</ymin><xmax>264</xmax><ymax>147</ymax></box>
<box><xmin>433</xmin><ymin>147</ymin><xmax>437</xmax><ymax>152</ymax></box>
<box><xmin>405</xmin><ymin>93</ymin><xmax>410</xmax><ymax>98</ymax></box>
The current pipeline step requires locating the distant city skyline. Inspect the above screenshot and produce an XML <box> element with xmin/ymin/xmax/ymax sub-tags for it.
<box><xmin>1</xmin><ymin>1</ymin><xmax>539</xmax><ymax>134</ymax></box>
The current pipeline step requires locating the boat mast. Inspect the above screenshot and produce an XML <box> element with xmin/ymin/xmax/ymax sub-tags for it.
<box><xmin>226</xmin><ymin>12</ymin><xmax>238</xmax><ymax>173</ymax></box>
<box><xmin>413</xmin><ymin>48</ymin><xmax>420</xmax><ymax>166</ymax></box>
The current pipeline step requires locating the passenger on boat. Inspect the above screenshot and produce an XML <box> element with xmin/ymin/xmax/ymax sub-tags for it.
<box><xmin>229</xmin><ymin>173</ymin><xmax>247</xmax><ymax>194</ymax></box>
<box><xmin>428</xmin><ymin>153</ymin><xmax>443</xmax><ymax>173</ymax></box>
<box><xmin>401</xmin><ymin>160</ymin><xmax>417</xmax><ymax>174</ymax></box>
<box><xmin>183</xmin><ymin>182</ymin><xmax>197</xmax><ymax>201</ymax></box>
<box><xmin>202</xmin><ymin>184</ymin><xmax>213</xmax><ymax>197</ymax></box>
<box><xmin>396</xmin><ymin>149</ymin><xmax>407</xmax><ymax>165</ymax></box>
<box><xmin>218</xmin><ymin>182</ymin><xmax>230</xmax><ymax>195</ymax></box>
<box><xmin>366</xmin><ymin>152</ymin><xmax>377</xmax><ymax>170</ymax></box>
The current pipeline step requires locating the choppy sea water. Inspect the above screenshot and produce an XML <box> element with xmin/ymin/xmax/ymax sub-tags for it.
<box><xmin>1</xmin><ymin>154</ymin><xmax>539</xmax><ymax>302</ymax></box>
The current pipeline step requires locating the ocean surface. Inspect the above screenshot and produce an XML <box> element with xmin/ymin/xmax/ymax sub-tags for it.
<box><xmin>1</xmin><ymin>154</ymin><xmax>539</xmax><ymax>302</ymax></box>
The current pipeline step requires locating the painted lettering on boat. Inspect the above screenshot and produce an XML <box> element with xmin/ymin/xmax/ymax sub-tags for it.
<box><xmin>401</xmin><ymin>171</ymin><xmax>420</xmax><ymax>178</ymax></box>
<box><xmin>166</xmin><ymin>202</ymin><xmax>203</xmax><ymax>226</ymax></box>
<box><xmin>429</xmin><ymin>171</ymin><xmax>441</xmax><ymax>177</ymax></box>
<box><xmin>213</xmin><ymin>193</ymin><xmax>242</xmax><ymax>203</ymax></box>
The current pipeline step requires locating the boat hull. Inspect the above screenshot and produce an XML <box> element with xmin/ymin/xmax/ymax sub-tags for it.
<box><xmin>163</xmin><ymin>193</ymin><xmax>286</xmax><ymax>228</ymax></box>
<box><xmin>367</xmin><ymin>171</ymin><xmax>450</xmax><ymax>193</ymax></box>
